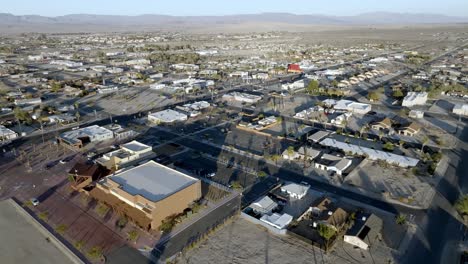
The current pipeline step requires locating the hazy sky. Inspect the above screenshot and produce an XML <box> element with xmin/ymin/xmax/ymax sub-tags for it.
<box><xmin>3</xmin><ymin>0</ymin><xmax>467</xmax><ymax>17</ymax></box>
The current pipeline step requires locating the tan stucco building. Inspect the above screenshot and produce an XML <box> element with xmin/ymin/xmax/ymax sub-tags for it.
<box><xmin>93</xmin><ymin>160</ymin><xmax>201</xmax><ymax>230</ymax></box>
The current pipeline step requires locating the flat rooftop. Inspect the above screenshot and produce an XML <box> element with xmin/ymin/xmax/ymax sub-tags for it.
<box><xmin>121</xmin><ymin>140</ymin><xmax>151</xmax><ymax>152</ymax></box>
<box><xmin>0</xmin><ymin>199</ymin><xmax>78</xmax><ymax>264</ymax></box>
<box><xmin>108</xmin><ymin>160</ymin><xmax>199</xmax><ymax>202</ymax></box>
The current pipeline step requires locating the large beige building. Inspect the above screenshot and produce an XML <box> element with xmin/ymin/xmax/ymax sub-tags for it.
<box><xmin>92</xmin><ymin>160</ymin><xmax>201</xmax><ymax>230</ymax></box>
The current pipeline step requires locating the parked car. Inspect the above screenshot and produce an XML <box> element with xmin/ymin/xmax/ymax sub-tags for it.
<box><xmin>30</xmin><ymin>198</ymin><xmax>39</xmax><ymax>206</ymax></box>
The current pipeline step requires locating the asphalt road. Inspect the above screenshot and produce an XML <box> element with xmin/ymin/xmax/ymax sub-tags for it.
<box><xmin>403</xmin><ymin>126</ymin><xmax>468</xmax><ymax>264</ymax></box>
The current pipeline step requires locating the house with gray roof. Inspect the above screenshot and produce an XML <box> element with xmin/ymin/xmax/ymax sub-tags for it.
<box><xmin>344</xmin><ymin>213</ymin><xmax>383</xmax><ymax>250</ymax></box>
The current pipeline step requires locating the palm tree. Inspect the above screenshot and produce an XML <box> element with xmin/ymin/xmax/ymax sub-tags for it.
<box><xmin>421</xmin><ymin>136</ymin><xmax>429</xmax><ymax>153</ymax></box>
<box><xmin>395</xmin><ymin>214</ymin><xmax>407</xmax><ymax>225</ymax></box>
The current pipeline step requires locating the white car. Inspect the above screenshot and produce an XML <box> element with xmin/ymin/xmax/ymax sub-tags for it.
<box><xmin>31</xmin><ymin>198</ymin><xmax>40</xmax><ymax>206</ymax></box>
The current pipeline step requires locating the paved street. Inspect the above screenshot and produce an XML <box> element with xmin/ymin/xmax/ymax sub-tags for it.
<box><xmin>403</xmin><ymin>125</ymin><xmax>468</xmax><ymax>264</ymax></box>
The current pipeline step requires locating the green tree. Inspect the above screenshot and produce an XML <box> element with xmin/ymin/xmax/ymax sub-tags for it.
<box><xmin>127</xmin><ymin>230</ymin><xmax>139</xmax><ymax>242</ymax></box>
<box><xmin>230</xmin><ymin>181</ymin><xmax>243</xmax><ymax>191</ymax></box>
<box><xmin>257</xmin><ymin>171</ymin><xmax>268</xmax><ymax>178</ymax></box>
<box><xmin>455</xmin><ymin>195</ymin><xmax>468</xmax><ymax>216</ymax></box>
<box><xmin>392</xmin><ymin>89</ymin><xmax>404</xmax><ymax>99</ymax></box>
<box><xmin>87</xmin><ymin>246</ymin><xmax>103</xmax><ymax>259</ymax></box>
<box><xmin>55</xmin><ymin>224</ymin><xmax>67</xmax><ymax>235</ymax></box>
<box><xmin>270</xmin><ymin>154</ymin><xmax>281</xmax><ymax>165</ymax></box>
<box><xmin>318</xmin><ymin>224</ymin><xmax>336</xmax><ymax>251</ymax></box>
<box><xmin>51</xmin><ymin>82</ymin><xmax>61</xmax><ymax>93</ymax></box>
<box><xmin>395</xmin><ymin>214</ymin><xmax>407</xmax><ymax>225</ymax></box>
<box><xmin>367</xmin><ymin>91</ymin><xmax>380</xmax><ymax>101</ymax></box>
<box><xmin>383</xmin><ymin>142</ymin><xmax>394</xmax><ymax>152</ymax></box>
<box><xmin>287</xmin><ymin>146</ymin><xmax>295</xmax><ymax>157</ymax></box>
<box><xmin>421</xmin><ymin>136</ymin><xmax>429</xmax><ymax>152</ymax></box>
<box><xmin>306</xmin><ymin>80</ymin><xmax>320</xmax><ymax>95</ymax></box>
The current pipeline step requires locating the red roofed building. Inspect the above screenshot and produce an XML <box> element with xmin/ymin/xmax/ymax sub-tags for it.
<box><xmin>287</xmin><ymin>64</ymin><xmax>303</xmax><ymax>73</ymax></box>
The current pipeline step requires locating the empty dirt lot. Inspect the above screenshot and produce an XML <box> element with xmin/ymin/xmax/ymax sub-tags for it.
<box><xmin>177</xmin><ymin>217</ymin><xmax>398</xmax><ymax>264</ymax></box>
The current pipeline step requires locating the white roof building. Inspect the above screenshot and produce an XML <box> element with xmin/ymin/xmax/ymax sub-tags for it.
<box><xmin>148</xmin><ymin>109</ymin><xmax>188</xmax><ymax>124</ymax></box>
<box><xmin>453</xmin><ymin>104</ymin><xmax>468</xmax><ymax>116</ymax></box>
<box><xmin>250</xmin><ymin>196</ymin><xmax>278</xmax><ymax>215</ymax></box>
<box><xmin>315</xmin><ymin>154</ymin><xmax>352</xmax><ymax>176</ymax></box>
<box><xmin>97</xmin><ymin>140</ymin><xmax>154</xmax><ymax>170</ymax></box>
<box><xmin>281</xmin><ymin>183</ymin><xmax>310</xmax><ymax>199</ymax></box>
<box><xmin>260</xmin><ymin>213</ymin><xmax>293</xmax><ymax>229</ymax></box>
<box><xmin>320</xmin><ymin>138</ymin><xmax>419</xmax><ymax>167</ymax></box>
<box><xmin>222</xmin><ymin>92</ymin><xmax>262</xmax><ymax>104</ymax></box>
<box><xmin>333</xmin><ymin>100</ymin><xmax>371</xmax><ymax>114</ymax></box>
<box><xmin>402</xmin><ymin>92</ymin><xmax>428</xmax><ymax>107</ymax></box>
<box><xmin>409</xmin><ymin>110</ymin><xmax>425</xmax><ymax>119</ymax></box>
<box><xmin>0</xmin><ymin>125</ymin><xmax>17</xmax><ymax>141</ymax></box>
<box><xmin>59</xmin><ymin>125</ymin><xmax>114</xmax><ymax>146</ymax></box>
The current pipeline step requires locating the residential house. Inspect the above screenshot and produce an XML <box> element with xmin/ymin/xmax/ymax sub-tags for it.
<box><xmin>260</xmin><ymin>213</ymin><xmax>293</xmax><ymax>230</ymax></box>
<box><xmin>249</xmin><ymin>196</ymin><xmax>278</xmax><ymax>215</ymax></box>
<box><xmin>315</xmin><ymin>154</ymin><xmax>352</xmax><ymax>176</ymax></box>
<box><xmin>281</xmin><ymin>183</ymin><xmax>310</xmax><ymax>199</ymax></box>
<box><xmin>310</xmin><ymin>198</ymin><xmax>349</xmax><ymax>230</ymax></box>
<box><xmin>0</xmin><ymin>125</ymin><xmax>17</xmax><ymax>141</ymax></box>
<box><xmin>395</xmin><ymin>122</ymin><xmax>421</xmax><ymax>137</ymax></box>
<box><xmin>371</xmin><ymin>117</ymin><xmax>392</xmax><ymax>131</ymax></box>
<box><xmin>402</xmin><ymin>92</ymin><xmax>428</xmax><ymax>107</ymax></box>
<box><xmin>344</xmin><ymin>213</ymin><xmax>383</xmax><ymax>250</ymax></box>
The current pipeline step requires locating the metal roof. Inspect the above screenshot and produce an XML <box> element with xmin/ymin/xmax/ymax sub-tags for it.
<box><xmin>107</xmin><ymin>160</ymin><xmax>199</xmax><ymax>202</ymax></box>
<box><xmin>320</xmin><ymin>138</ymin><xmax>419</xmax><ymax>167</ymax></box>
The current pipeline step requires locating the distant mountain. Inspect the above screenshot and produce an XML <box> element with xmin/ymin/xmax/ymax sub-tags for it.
<box><xmin>0</xmin><ymin>12</ymin><xmax>466</xmax><ymax>32</ymax></box>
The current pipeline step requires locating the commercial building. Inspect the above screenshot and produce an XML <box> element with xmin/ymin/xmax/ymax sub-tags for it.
<box><xmin>402</xmin><ymin>92</ymin><xmax>428</xmax><ymax>107</ymax></box>
<box><xmin>148</xmin><ymin>109</ymin><xmax>188</xmax><ymax>124</ymax></box>
<box><xmin>96</xmin><ymin>140</ymin><xmax>155</xmax><ymax>170</ymax></box>
<box><xmin>282</xmin><ymin>80</ymin><xmax>305</xmax><ymax>91</ymax></box>
<box><xmin>175</xmin><ymin>101</ymin><xmax>211</xmax><ymax>117</ymax></box>
<box><xmin>92</xmin><ymin>161</ymin><xmax>201</xmax><ymax>230</ymax></box>
<box><xmin>58</xmin><ymin>125</ymin><xmax>114</xmax><ymax>149</ymax></box>
<box><xmin>344</xmin><ymin>213</ymin><xmax>383</xmax><ymax>250</ymax></box>
<box><xmin>222</xmin><ymin>92</ymin><xmax>262</xmax><ymax>104</ymax></box>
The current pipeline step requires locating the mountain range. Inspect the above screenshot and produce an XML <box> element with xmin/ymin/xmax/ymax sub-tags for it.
<box><xmin>0</xmin><ymin>12</ymin><xmax>466</xmax><ymax>33</ymax></box>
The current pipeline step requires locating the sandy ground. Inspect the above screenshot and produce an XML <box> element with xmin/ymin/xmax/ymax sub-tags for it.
<box><xmin>176</xmin><ymin>217</ymin><xmax>398</xmax><ymax>264</ymax></box>
<box><xmin>345</xmin><ymin>159</ymin><xmax>435</xmax><ymax>208</ymax></box>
